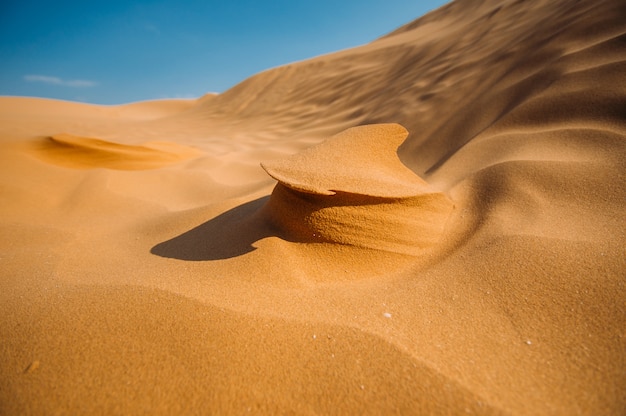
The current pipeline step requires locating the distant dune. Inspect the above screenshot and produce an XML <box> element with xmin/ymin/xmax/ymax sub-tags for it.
<box><xmin>1</xmin><ymin>0</ymin><xmax>624</xmax><ymax>414</ymax></box>
<box><xmin>33</xmin><ymin>133</ymin><xmax>201</xmax><ymax>170</ymax></box>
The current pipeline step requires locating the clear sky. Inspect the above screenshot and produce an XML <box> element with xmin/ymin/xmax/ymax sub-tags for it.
<box><xmin>0</xmin><ymin>0</ymin><xmax>447</xmax><ymax>105</ymax></box>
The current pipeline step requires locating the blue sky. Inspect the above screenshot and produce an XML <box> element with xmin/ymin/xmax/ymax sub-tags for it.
<box><xmin>0</xmin><ymin>0</ymin><xmax>447</xmax><ymax>105</ymax></box>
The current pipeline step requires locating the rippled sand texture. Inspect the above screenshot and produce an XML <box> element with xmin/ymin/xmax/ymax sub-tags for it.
<box><xmin>1</xmin><ymin>0</ymin><xmax>625</xmax><ymax>414</ymax></box>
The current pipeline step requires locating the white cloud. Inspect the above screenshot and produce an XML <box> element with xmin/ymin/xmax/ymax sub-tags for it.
<box><xmin>64</xmin><ymin>79</ymin><xmax>97</xmax><ymax>87</ymax></box>
<box><xmin>24</xmin><ymin>74</ymin><xmax>97</xmax><ymax>87</ymax></box>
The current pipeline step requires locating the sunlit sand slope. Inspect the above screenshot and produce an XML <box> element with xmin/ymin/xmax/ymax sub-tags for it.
<box><xmin>0</xmin><ymin>0</ymin><xmax>624</xmax><ymax>414</ymax></box>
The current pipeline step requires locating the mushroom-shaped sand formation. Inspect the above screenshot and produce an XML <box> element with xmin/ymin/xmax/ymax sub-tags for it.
<box><xmin>261</xmin><ymin>123</ymin><xmax>454</xmax><ymax>256</ymax></box>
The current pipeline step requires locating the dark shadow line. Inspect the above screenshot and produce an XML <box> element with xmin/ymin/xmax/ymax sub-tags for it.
<box><xmin>151</xmin><ymin>196</ymin><xmax>272</xmax><ymax>261</ymax></box>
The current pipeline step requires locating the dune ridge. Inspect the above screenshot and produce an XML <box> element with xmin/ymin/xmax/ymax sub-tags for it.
<box><xmin>0</xmin><ymin>0</ymin><xmax>625</xmax><ymax>414</ymax></box>
<box><xmin>188</xmin><ymin>0</ymin><xmax>626</xmax><ymax>178</ymax></box>
<box><xmin>32</xmin><ymin>133</ymin><xmax>201</xmax><ymax>170</ymax></box>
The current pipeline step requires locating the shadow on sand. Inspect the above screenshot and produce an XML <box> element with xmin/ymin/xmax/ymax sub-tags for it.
<box><xmin>151</xmin><ymin>197</ymin><xmax>273</xmax><ymax>261</ymax></box>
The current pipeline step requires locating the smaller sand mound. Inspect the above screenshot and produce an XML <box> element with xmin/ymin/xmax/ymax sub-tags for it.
<box><xmin>32</xmin><ymin>133</ymin><xmax>201</xmax><ymax>170</ymax></box>
<box><xmin>261</xmin><ymin>124</ymin><xmax>454</xmax><ymax>255</ymax></box>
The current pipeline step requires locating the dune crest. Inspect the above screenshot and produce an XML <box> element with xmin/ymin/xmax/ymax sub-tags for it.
<box><xmin>32</xmin><ymin>133</ymin><xmax>201</xmax><ymax>170</ymax></box>
<box><xmin>261</xmin><ymin>124</ymin><xmax>454</xmax><ymax>255</ymax></box>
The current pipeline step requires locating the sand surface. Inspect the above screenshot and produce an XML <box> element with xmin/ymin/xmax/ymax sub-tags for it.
<box><xmin>1</xmin><ymin>0</ymin><xmax>625</xmax><ymax>414</ymax></box>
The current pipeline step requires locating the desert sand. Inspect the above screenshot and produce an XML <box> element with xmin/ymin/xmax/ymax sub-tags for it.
<box><xmin>1</xmin><ymin>0</ymin><xmax>625</xmax><ymax>414</ymax></box>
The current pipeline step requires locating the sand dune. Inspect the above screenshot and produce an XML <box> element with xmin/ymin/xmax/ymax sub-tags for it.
<box><xmin>1</xmin><ymin>0</ymin><xmax>625</xmax><ymax>414</ymax></box>
<box><xmin>32</xmin><ymin>133</ymin><xmax>201</xmax><ymax>170</ymax></box>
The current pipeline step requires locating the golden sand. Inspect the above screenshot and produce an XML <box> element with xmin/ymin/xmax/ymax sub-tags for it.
<box><xmin>1</xmin><ymin>0</ymin><xmax>625</xmax><ymax>414</ymax></box>
<box><xmin>260</xmin><ymin>124</ymin><xmax>454</xmax><ymax>255</ymax></box>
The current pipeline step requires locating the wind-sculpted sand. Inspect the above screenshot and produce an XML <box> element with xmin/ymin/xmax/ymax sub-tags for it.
<box><xmin>261</xmin><ymin>124</ymin><xmax>454</xmax><ymax>255</ymax></box>
<box><xmin>33</xmin><ymin>133</ymin><xmax>201</xmax><ymax>170</ymax></box>
<box><xmin>1</xmin><ymin>0</ymin><xmax>625</xmax><ymax>414</ymax></box>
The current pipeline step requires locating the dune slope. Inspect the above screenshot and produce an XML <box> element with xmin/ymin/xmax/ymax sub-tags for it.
<box><xmin>1</xmin><ymin>0</ymin><xmax>625</xmax><ymax>414</ymax></box>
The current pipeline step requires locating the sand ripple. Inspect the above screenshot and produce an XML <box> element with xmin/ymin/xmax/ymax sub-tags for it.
<box><xmin>31</xmin><ymin>133</ymin><xmax>201</xmax><ymax>170</ymax></box>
